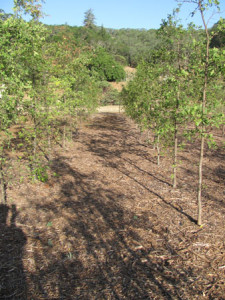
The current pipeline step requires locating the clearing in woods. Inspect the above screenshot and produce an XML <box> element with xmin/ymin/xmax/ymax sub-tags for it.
<box><xmin>1</xmin><ymin>110</ymin><xmax>225</xmax><ymax>299</ymax></box>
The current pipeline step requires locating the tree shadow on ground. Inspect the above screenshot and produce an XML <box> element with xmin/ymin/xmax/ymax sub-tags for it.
<box><xmin>4</xmin><ymin>113</ymin><xmax>224</xmax><ymax>299</ymax></box>
<box><xmin>179</xmin><ymin>149</ymin><xmax>225</xmax><ymax>211</ymax></box>
<box><xmin>83</xmin><ymin>114</ymin><xmax>196</xmax><ymax>224</ymax></box>
<box><xmin>86</xmin><ymin>114</ymin><xmax>170</xmax><ymax>180</ymax></box>
<box><xmin>0</xmin><ymin>204</ymin><xmax>27</xmax><ymax>299</ymax></box>
<box><xmin>25</xmin><ymin>157</ymin><xmax>198</xmax><ymax>299</ymax></box>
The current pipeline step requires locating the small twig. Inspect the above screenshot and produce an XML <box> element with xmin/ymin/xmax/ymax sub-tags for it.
<box><xmin>218</xmin><ymin>265</ymin><xmax>225</xmax><ymax>269</ymax></box>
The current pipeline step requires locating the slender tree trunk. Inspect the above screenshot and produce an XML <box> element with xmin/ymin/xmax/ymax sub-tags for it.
<box><xmin>63</xmin><ymin>124</ymin><xmax>66</xmax><ymax>148</ymax></box>
<box><xmin>197</xmin><ymin>0</ymin><xmax>209</xmax><ymax>226</ymax></box>
<box><xmin>48</xmin><ymin>130</ymin><xmax>51</xmax><ymax>160</ymax></box>
<box><xmin>44</xmin><ymin>90</ymin><xmax>52</xmax><ymax>159</ymax></box>
<box><xmin>33</xmin><ymin>100</ymin><xmax>38</xmax><ymax>162</ymax></box>
<box><xmin>70</xmin><ymin>118</ymin><xmax>74</xmax><ymax>141</ymax></box>
<box><xmin>173</xmin><ymin>125</ymin><xmax>178</xmax><ymax>188</ymax></box>
<box><xmin>222</xmin><ymin>108</ymin><xmax>224</xmax><ymax>136</ymax></box>
<box><xmin>172</xmin><ymin>39</ymin><xmax>183</xmax><ymax>189</ymax></box>
<box><xmin>32</xmin><ymin>75</ymin><xmax>38</xmax><ymax>161</ymax></box>
<box><xmin>33</xmin><ymin>128</ymin><xmax>37</xmax><ymax>158</ymax></box>
<box><xmin>146</xmin><ymin>129</ymin><xmax>151</xmax><ymax>144</ymax></box>
<box><xmin>173</xmin><ymin>83</ymin><xmax>180</xmax><ymax>189</ymax></box>
<box><xmin>157</xmin><ymin>135</ymin><xmax>160</xmax><ymax>166</ymax></box>
<box><xmin>153</xmin><ymin>123</ymin><xmax>157</xmax><ymax>150</ymax></box>
<box><xmin>197</xmin><ymin>134</ymin><xmax>205</xmax><ymax>225</ymax></box>
<box><xmin>153</xmin><ymin>135</ymin><xmax>156</xmax><ymax>150</ymax></box>
<box><xmin>0</xmin><ymin>165</ymin><xmax>6</xmax><ymax>203</ymax></box>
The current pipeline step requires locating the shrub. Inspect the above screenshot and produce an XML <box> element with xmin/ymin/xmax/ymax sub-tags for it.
<box><xmin>113</xmin><ymin>54</ymin><xmax>127</xmax><ymax>66</ymax></box>
<box><xmin>100</xmin><ymin>88</ymin><xmax>120</xmax><ymax>105</ymax></box>
<box><xmin>89</xmin><ymin>47</ymin><xmax>126</xmax><ymax>82</ymax></box>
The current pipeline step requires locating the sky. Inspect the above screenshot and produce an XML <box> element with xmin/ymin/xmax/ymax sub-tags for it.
<box><xmin>1</xmin><ymin>0</ymin><xmax>225</xmax><ymax>29</ymax></box>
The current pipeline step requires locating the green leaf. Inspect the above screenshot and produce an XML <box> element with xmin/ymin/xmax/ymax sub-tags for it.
<box><xmin>48</xmin><ymin>239</ymin><xmax>53</xmax><ymax>247</ymax></box>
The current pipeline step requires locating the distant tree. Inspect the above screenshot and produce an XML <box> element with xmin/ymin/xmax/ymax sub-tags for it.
<box><xmin>83</xmin><ymin>9</ymin><xmax>96</xmax><ymax>29</ymax></box>
<box><xmin>0</xmin><ymin>9</ymin><xmax>13</xmax><ymax>20</ymax></box>
<box><xmin>210</xmin><ymin>19</ymin><xmax>225</xmax><ymax>48</ymax></box>
<box><xmin>106</xmin><ymin>28</ymin><xmax>160</xmax><ymax>67</ymax></box>
<box><xmin>99</xmin><ymin>25</ymin><xmax>110</xmax><ymax>42</ymax></box>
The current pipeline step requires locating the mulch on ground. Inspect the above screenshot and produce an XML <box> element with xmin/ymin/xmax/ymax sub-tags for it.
<box><xmin>1</xmin><ymin>112</ymin><xmax>225</xmax><ymax>299</ymax></box>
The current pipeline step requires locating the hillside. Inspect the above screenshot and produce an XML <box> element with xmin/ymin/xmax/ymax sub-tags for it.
<box><xmin>46</xmin><ymin>24</ymin><xmax>159</xmax><ymax>67</ymax></box>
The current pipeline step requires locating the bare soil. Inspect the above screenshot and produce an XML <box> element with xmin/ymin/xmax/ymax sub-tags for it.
<box><xmin>97</xmin><ymin>105</ymin><xmax>124</xmax><ymax>113</ymax></box>
<box><xmin>1</xmin><ymin>111</ymin><xmax>225</xmax><ymax>299</ymax></box>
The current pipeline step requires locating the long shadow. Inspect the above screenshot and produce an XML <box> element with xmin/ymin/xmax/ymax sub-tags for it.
<box><xmin>83</xmin><ymin>114</ymin><xmax>195</xmax><ymax>223</ymax></box>
<box><xmin>85</xmin><ymin>114</ymin><xmax>165</xmax><ymax>168</ymax></box>
<box><xmin>108</xmin><ymin>160</ymin><xmax>197</xmax><ymax>224</ymax></box>
<box><xmin>22</xmin><ymin>113</ymin><xmax>217</xmax><ymax>298</ymax></box>
<box><xmin>93</xmin><ymin>132</ymin><xmax>158</xmax><ymax>165</ymax></box>
<box><xmin>122</xmin><ymin>156</ymin><xmax>172</xmax><ymax>187</ymax></box>
<box><xmin>178</xmin><ymin>156</ymin><xmax>225</xmax><ymax>211</ymax></box>
<box><xmin>26</xmin><ymin>157</ymin><xmax>197</xmax><ymax>299</ymax></box>
<box><xmin>0</xmin><ymin>204</ymin><xmax>27</xmax><ymax>299</ymax></box>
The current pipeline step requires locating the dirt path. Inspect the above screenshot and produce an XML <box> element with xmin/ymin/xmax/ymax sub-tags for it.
<box><xmin>2</xmin><ymin>112</ymin><xmax>225</xmax><ymax>299</ymax></box>
<box><xmin>97</xmin><ymin>105</ymin><xmax>124</xmax><ymax>113</ymax></box>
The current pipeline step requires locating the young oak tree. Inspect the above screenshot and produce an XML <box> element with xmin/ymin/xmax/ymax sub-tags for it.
<box><xmin>0</xmin><ymin>16</ymin><xmax>36</xmax><ymax>200</ymax></box>
<box><xmin>1</xmin><ymin>0</ymin><xmax>56</xmax><ymax>183</ymax></box>
<box><xmin>123</xmin><ymin>13</ymin><xmax>192</xmax><ymax>186</ymax></box>
<box><xmin>156</xmin><ymin>13</ymin><xmax>192</xmax><ymax>188</ymax></box>
<box><xmin>177</xmin><ymin>0</ymin><xmax>225</xmax><ymax>225</ymax></box>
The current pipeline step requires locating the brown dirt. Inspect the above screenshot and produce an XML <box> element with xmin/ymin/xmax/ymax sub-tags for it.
<box><xmin>97</xmin><ymin>105</ymin><xmax>124</xmax><ymax>113</ymax></box>
<box><xmin>1</xmin><ymin>111</ymin><xmax>225</xmax><ymax>299</ymax></box>
<box><xmin>109</xmin><ymin>81</ymin><xmax>125</xmax><ymax>92</ymax></box>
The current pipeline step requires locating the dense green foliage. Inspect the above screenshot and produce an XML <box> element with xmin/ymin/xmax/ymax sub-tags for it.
<box><xmin>0</xmin><ymin>7</ymin><xmax>102</xmax><ymax>190</ymax></box>
<box><xmin>45</xmin><ymin>12</ymin><xmax>224</xmax><ymax>69</ymax></box>
<box><xmin>89</xmin><ymin>47</ymin><xmax>126</xmax><ymax>81</ymax></box>
<box><xmin>210</xmin><ymin>18</ymin><xmax>225</xmax><ymax>48</ymax></box>
<box><xmin>46</xmin><ymin>25</ymin><xmax>160</xmax><ymax>67</ymax></box>
<box><xmin>122</xmin><ymin>2</ymin><xmax>225</xmax><ymax>225</ymax></box>
<box><xmin>107</xmin><ymin>28</ymin><xmax>160</xmax><ymax>67</ymax></box>
<box><xmin>45</xmin><ymin>17</ymin><xmax>224</xmax><ymax>69</ymax></box>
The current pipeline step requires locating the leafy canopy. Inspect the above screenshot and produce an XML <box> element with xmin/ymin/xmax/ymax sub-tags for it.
<box><xmin>89</xmin><ymin>47</ymin><xmax>126</xmax><ymax>82</ymax></box>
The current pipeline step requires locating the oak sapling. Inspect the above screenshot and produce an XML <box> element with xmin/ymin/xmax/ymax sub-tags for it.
<box><xmin>178</xmin><ymin>0</ymin><xmax>224</xmax><ymax>226</ymax></box>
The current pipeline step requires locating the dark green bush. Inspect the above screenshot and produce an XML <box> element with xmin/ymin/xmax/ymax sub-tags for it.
<box><xmin>113</xmin><ymin>54</ymin><xmax>127</xmax><ymax>66</ymax></box>
<box><xmin>89</xmin><ymin>47</ymin><xmax>126</xmax><ymax>82</ymax></box>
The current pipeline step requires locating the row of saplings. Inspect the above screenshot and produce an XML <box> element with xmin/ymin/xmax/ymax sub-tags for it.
<box><xmin>121</xmin><ymin>7</ymin><xmax>225</xmax><ymax>227</ymax></box>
